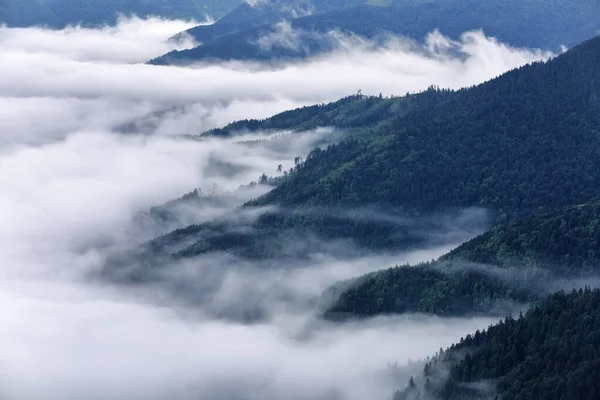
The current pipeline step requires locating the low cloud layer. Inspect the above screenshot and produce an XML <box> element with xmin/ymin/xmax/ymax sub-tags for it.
<box><xmin>0</xmin><ymin>16</ymin><xmax>200</xmax><ymax>63</ymax></box>
<box><xmin>2</xmin><ymin>30</ymin><xmax>551</xmax><ymax>102</ymax></box>
<box><xmin>0</xmin><ymin>280</ymin><xmax>495</xmax><ymax>400</ymax></box>
<box><xmin>0</xmin><ymin>17</ymin><xmax>554</xmax><ymax>400</ymax></box>
<box><xmin>0</xmin><ymin>19</ymin><xmax>553</xmax><ymax>147</ymax></box>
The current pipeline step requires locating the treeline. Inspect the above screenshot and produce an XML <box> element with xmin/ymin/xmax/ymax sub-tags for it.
<box><xmin>252</xmin><ymin>36</ymin><xmax>600</xmax><ymax>221</ymax></box>
<box><xmin>444</xmin><ymin>199</ymin><xmax>600</xmax><ymax>275</ymax></box>
<box><xmin>397</xmin><ymin>288</ymin><xmax>600</xmax><ymax>400</ymax></box>
<box><xmin>131</xmin><ymin>37</ymin><xmax>600</xmax><ymax>268</ymax></box>
<box><xmin>201</xmin><ymin>89</ymin><xmax>454</xmax><ymax>139</ymax></box>
<box><xmin>0</xmin><ymin>0</ymin><xmax>237</xmax><ymax>28</ymax></box>
<box><xmin>142</xmin><ymin>205</ymin><xmax>470</xmax><ymax>262</ymax></box>
<box><xmin>325</xmin><ymin>198</ymin><xmax>600</xmax><ymax>318</ymax></box>
<box><xmin>324</xmin><ymin>261</ymin><xmax>537</xmax><ymax>318</ymax></box>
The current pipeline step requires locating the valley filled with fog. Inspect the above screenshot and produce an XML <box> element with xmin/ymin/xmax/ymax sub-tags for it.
<box><xmin>0</xmin><ymin>16</ymin><xmax>563</xmax><ymax>400</ymax></box>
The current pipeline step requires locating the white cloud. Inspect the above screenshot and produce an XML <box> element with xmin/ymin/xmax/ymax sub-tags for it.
<box><xmin>0</xmin><ymin>30</ymin><xmax>552</xmax><ymax>102</ymax></box>
<box><xmin>256</xmin><ymin>21</ymin><xmax>304</xmax><ymax>51</ymax></box>
<box><xmin>246</xmin><ymin>0</ymin><xmax>270</xmax><ymax>6</ymax></box>
<box><xmin>0</xmin><ymin>17</ymin><xmax>552</xmax><ymax>400</ymax></box>
<box><xmin>0</xmin><ymin>21</ymin><xmax>552</xmax><ymax>147</ymax></box>
<box><xmin>0</xmin><ymin>278</ymin><xmax>496</xmax><ymax>400</ymax></box>
<box><xmin>0</xmin><ymin>16</ymin><xmax>200</xmax><ymax>63</ymax></box>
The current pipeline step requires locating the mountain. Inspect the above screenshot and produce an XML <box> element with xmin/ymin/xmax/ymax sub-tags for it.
<box><xmin>201</xmin><ymin>89</ymin><xmax>455</xmax><ymax>139</ymax></box>
<box><xmin>169</xmin><ymin>0</ymin><xmax>366</xmax><ymax>45</ymax></box>
<box><xmin>132</xmin><ymin>35</ymin><xmax>600</xmax><ymax>269</ymax></box>
<box><xmin>325</xmin><ymin>198</ymin><xmax>600</xmax><ymax>319</ymax></box>
<box><xmin>396</xmin><ymin>288</ymin><xmax>600</xmax><ymax>400</ymax></box>
<box><xmin>153</xmin><ymin>0</ymin><xmax>600</xmax><ymax>65</ymax></box>
<box><xmin>0</xmin><ymin>0</ymin><xmax>241</xmax><ymax>28</ymax></box>
<box><xmin>443</xmin><ymin>199</ymin><xmax>600</xmax><ymax>275</ymax></box>
<box><xmin>249</xmin><ymin>36</ymin><xmax>600</xmax><ymax>217</ymax></box>
<box><xmin>130</xmin><ymin>186</ymin><xmax>270</xmax><ymax>240</ymax></box>
<box><xmin>323</xmin><ymin>262</ymin><xmax>538</xmax><ymax>319</ymax></box>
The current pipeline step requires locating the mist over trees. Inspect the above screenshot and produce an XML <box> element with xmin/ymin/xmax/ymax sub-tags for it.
<box><xmin>3</xmin><ymin>2</ymin><xmax>600</xmax><ymax>399</ymax></box>
<box><xmin>132</xmin><ymin>36</ymin><xmax>600</xmax><ymax>269</ymax></box>
<box><xmin>325</xmin><ymin>198</ymin><xmax>600</xmax><ymax>319</ymax></box>
<box><xmin>134</xmin><ymin>34</ymin><xmax>600</xmax><ymax>400</ymax></box>
<box><xmin>251</xmin><ymin>36</ymin><xmax>600</xmax><ymax>216</ymax></box>
<box><xmin>397</xmin><ymin>288</ymin><xmax>600</xmax><ymax>400</ymax></box>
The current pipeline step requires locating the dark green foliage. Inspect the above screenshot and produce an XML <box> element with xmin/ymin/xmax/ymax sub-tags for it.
<box><xmin>445</xmin><ymin>199</ymin><xmax>600</xmax><ymax>275</ymax></box>
<box><xmin>142</xmin><ymin>205</ymin><xmax>477</xmax><ymax>262</ymax></box>
<box><xmin>251</xmin><ymin>36</ymin><xmax>600</xmax><ymax>219</ymax></box>
<box><xmin>398</xmin><ymin>288</ymin><xmax>600</xmax><ymax>400</ymax></box>
<box><xmin>136</xmin><ymin>37</ymin><xmax>600</xmax><ymax>266</ymax></box>
<box><xmin>325</xmin><ymin>198</ymin><xmax>600</xmax><ymax>318</ymax></box>
<box><xmin>154</xmin><ymin>0</ymin><xmax>600</xmax><ymax>64</ymax></box>
<box><xmin>201</xmin><ymin>89</ymin><xmax>454</xmax><ymax>139</ymax></box>
<box><xmin>0</xmin><ymin>0</ymin><xmax>62</xmax><ymax>27</ymax></box>
<box><xmin>325</xmin><ymin>262</ymin><xmax>536</xmax><ymax>319</ymax></box>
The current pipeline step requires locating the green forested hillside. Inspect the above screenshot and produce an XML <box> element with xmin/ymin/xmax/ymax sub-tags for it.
<box><xmin>325</xmin><ymin>199</ymin><xmax>600</xmax><ymax>318</ymax></box>
<box><xmin>397</xmin><ymin>288</ymin><xmax>600</xmax><ymax>400</ymax></box>
<box><xmin>324</xmin><ymin>262</ymin><xmax>537</xmax><ymax>318</ymax></box>
<box><xmin>201</xmin><ymin>89</ymin><xmax>454</xmax><ymax>139</ymax></box>
<box><xmin>251</xmin><ymin>36</ymin><xmax>600</xmax><ymax>218</ymax></box>
<box><xmin>136</xmin><ymin>36</ymin><xmax>600</xmax><ymax>266</ymax></box>
<box><xmin>155</xmin><ymin>0</ymin><xmax>600</xmax><ymax>64</ymax></box>
<box><xmin>444</xmin><ymin>199</ymin><xmax>600</xmax><ymax>275</ymax></box>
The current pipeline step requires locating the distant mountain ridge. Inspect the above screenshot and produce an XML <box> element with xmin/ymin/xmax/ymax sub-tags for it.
<box><xmin>171</xmin><ymin>0</ymin><xmax>365</xmax><ymax>44</ymax></box>
<box><xmin>153</xmin><ymin>0</ymin><xmax>600</xmax><ymax>64</ymax></box>
<box><xmin>0</xmin><ymin>0</ymin><xmax>241</xmax><ymax>27</ymax></box>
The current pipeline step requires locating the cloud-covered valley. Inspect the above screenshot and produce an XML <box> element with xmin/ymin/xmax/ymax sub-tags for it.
<box><xmin>1</xmin><ymin>17</ymin><xmax>553</xmax><ymax>146</ymax></box>
<box><xmin>0</xmin><ymin>17</ymin><xmax>553</xmax><ymax>400</ymax></box>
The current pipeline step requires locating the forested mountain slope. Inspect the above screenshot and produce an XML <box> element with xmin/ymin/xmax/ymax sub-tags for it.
<box><xmin>154</xmin><ymin>0</ymin><xmax>600</xmax><ymax>64</ymax></box>
<box><xmin>444</xmin><ymin>199</ymin><xmax>600</xmax><ymax>275</ymax></box>
<box><xmin>323</xmin><ymin>263</ymin><xmax>538</xmax><ymax>319</ymax></box>
<box><xmin>134</xmin><ymin>36</ymin><xmax>600</xmax><ymax>267</ymax></box>
<box><xmin>251</xmin><ymin>36</ymin><xmax>600</xmax><ymax>218</ymax></box>
<box><xmin>397</xmin><ymin>288</ymin><xmax>600</xmax><ymax>400</ymax></box>
<box><xmin>200</xmin><ymin>89</ymin><xmax>455</xmax><ymax>139</ymax></box>
<box><xmin>326</xmin><ymin>199</ymin><xmax>600</xmax><ymax>318</ymax></box>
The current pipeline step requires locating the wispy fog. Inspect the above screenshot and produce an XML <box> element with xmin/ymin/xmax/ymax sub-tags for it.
<box><xmin>0</xmin><ymin>281</ymin><xmax>495</xmax><ymax>400</ymax></box>
<box><xmin>0</xmin><ymin>18</ymin><xmax>553</xmax><ymax>146</ymax></box>
<box><xmin>0</xmin><ymin>17</ymin><xmax>550</xmax><ymax>399</ymax></box>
